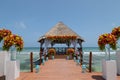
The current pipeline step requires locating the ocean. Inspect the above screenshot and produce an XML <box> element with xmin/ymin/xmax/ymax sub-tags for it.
<box><xmin>0</xmin><ymin>47</ymin><xmax>117</xmax><ymax>72</ymax></box>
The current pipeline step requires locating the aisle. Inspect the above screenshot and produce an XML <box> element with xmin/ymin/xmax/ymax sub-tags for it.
<box><xmin>39</xmin><ymin>59</ymin><xmax>82</xmax><ymax>80</ymax></box>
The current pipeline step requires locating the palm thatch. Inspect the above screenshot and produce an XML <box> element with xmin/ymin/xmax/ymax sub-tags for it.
<box><xmin>38</xmin><ymin>22</ymin><xmax>84</xmax><ymax>42</ymax></box>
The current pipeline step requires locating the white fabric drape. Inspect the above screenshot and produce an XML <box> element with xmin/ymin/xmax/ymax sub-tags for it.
<box><xmin>71</xmin><ymin>40</ymin><xmax>77</xmax><ymax>49</ymax></box>
<box><xmin>43</xmin><ymin>39</ymin><xmax>51</xmax><ymax>54</ymax></box>
<box><xmin>71</xmin><ymin>40</ymin><xmax>78</xmax><ymax>54</ymax></box>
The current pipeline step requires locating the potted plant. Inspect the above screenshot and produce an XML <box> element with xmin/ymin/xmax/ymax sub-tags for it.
<box><xmin>3</xmin><ymin>34</ymin><xmax>24</xmax><ymax>80</ymax></box>
<box><xmin>98</xmin><ymin>33</ymin><xmax>116</xmax><ymax>60</ymax></box>
<box><xmin>98</xmin><ymin>33</ymin><xmax>117</xmax><ymax>80</ymax></box>
<box><xmin>111</xmin><ymin>26</ymin><xmax>120</xmax><ymax>75</ymax></box>
<box><xmin>0</xmin><ymin>29</ymin><xmax>12</xmax><ymax>76</ymax></box>
<box><xmin>0</xmin><ymin>28</ymin><xmax>24</xmax><ymax>79</ymax></box>
<box><xmin>66</xmin><ymin>48</ymin><xmax>74</xmax><ymax>60</ymax></box>
<box><xmin>48</xmin><ymin>48</ymin><xmax>56</xmax><ymax>60</ymax></box>
<box><xmin>3</xmin><ymin>34</ymin><xmax>24</xmax><ymax>60</ymax></box>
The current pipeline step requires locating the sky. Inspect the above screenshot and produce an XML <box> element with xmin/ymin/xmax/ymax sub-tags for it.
<box><xmin>0</xmin><ymin>0</ymin><xmax>120</xmax><ymax>47</ymax></box>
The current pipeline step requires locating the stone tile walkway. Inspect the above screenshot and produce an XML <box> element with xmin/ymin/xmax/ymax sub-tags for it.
<box><xmin>17</xmin><ymin>59</ymin><xmax>120</xmax><ymax>80</ymax></box>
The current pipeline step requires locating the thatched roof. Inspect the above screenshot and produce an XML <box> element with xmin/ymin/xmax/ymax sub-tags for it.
<box><xmin>38</xmin><ymin>22</ymin><xmax>84</xmax><ymax>42</ymax></box>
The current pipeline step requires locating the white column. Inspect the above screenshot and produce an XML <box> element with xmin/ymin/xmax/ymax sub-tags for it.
<box><xmin>116</xmin><ymin>50</ymin><xmax>120</xmax><ymax>75</ymax></box>
<box><xmin>102</xmin><ymin>60</ymin><xmax>117</xmax><ymax>80</ymax></box>
<box><xmin>0</xmin><ymin>51</ymin><xmax>10</xmax><ymax>76</ymax></box>
<box><xmin>102</xmin><ymin>59</ymin><xmax>106</xmax><ymax>79</ymax></box>
<box><xmin>6</xmin><ymin>60</ymin><xmax>20</xmax><ymax>80</ymax></box>
<box><xmin>44</xmin><ymin>39</ymin><xmax>51</xmax><ymax>54</ymax></box>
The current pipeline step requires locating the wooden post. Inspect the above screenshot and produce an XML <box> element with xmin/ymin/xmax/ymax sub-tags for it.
<box><xmin>79</xmin><ymin>48</ymin><xmax>83</xmax><ymax>65</ymax></box>
<box><xmin>89</xmin><ymin>51</ymin><xmax>92</xmax><ymax>72</ymax></box>
<box><xmin>30</xmin><ymin>52</ymin><xmax>33</xmax><ymax>72</ymax></box>
<box><xmin>40</xmin><ymin>47</ymin><xmax>43</xmax><ymax>65</ymax></box>
<box><xmin>80</xmin><ymin>51</ymin><xmax>83</xmax><ymax>65</ymax></box>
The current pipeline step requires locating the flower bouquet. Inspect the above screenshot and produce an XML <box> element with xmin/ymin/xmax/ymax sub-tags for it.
<box><xmin>98</xmin><ymin>33</ymin><xmax>117</xmax><ymax>51</ymax></box>
<box><xmin>66</xmin><ymin>48</ymin><xmax>74</xmax><ymax>60</ymax></box>
<box><xmin>98</xmin><ymin>33</ymin><xmax>117</xmax><ymax>60</ymax></box>
<box><xmin>112</xmin><ymin>26</ymin><xmax>120</xmax><ymax>75</ymax></box>
<box><xmin>48</xmin><ymin>48</ymin><xmax>56</xmax><ymax>55</ymax></box>
<box><xmin>98</xmin><ymin>30</ymin><xmax>118</xmax><ymax>79</ymax></box>
<box><xmin>66</xmin><ymin>48</ymin><xmax>74</xmax><ymax>55</ymax></box>
<box><xmin>111</xmin><ymin>26</ymin><xmax>120</xmax><ymax>48</ymax></box>
<box><xmin>3</xmin><ymin>34</ymin><xmax>24</xmax><ymax>52</ymax></box>
<box><xmin>47</xmin><ymin>36</ymin><xmax>77</xmax><ymax>40</ymax></box>
<box><xmin>48</xmin><ymin>48</ymin><xmax>56</xmax><ymax>59</ymax></box>
<box><xmin>111</xmin><ymin>26</ymin><xmax>120</xmax><ymax>40</ymax></box>
<box><xmin>0</xmin><ymin>29</ymin><xmax>12</xmax><ymax>42</ymax></box>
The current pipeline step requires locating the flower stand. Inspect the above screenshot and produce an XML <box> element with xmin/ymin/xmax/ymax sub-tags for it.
<box><xmin>0</xmin><ymin>51</ymin><xmax>10</xmax><ymax>76</ymax></box>
<box><xmin>0</xmin><ymin>51</ymin><xmax>20</xmax><ymax>80</ymax></box>
<box><xmin>10</xmin><ymin>49</ymin><xmax>16</xmax><ymax>61</ymax></box>
<box><xmin>6</xmin><ymin>60</ymin><xmax>20</xmax><ymax>80</ymax></box>
<box><xmin>102</xmin><ymin>59</ymin><xmax>117</xmax><ymax>80</ymax></box>
<box><xmin>116</xmin><ymin>50</ymin><xmax>120</xmax><ymax>75</ymax></box>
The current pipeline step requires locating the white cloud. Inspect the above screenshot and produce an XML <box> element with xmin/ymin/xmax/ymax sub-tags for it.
<box><xmin>111</xmin><ymin>23</ymin><xmax>119</xmax><ymax>27</ymax></box>
<box><xmin>14</xmin><ymin>22</ymin><xmax>27</xmax><ymax>29</ymax></box>
<box><xmin>112</xmin><ymin>23</ymin><xmax>116</xmax><ymax>27</ymax></box>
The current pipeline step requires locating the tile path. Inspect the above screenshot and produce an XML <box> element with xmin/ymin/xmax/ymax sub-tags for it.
<box><xmin>17</xmin><ymin>59</ymin><xmax>120</xmax><ymax>80</ymax></box>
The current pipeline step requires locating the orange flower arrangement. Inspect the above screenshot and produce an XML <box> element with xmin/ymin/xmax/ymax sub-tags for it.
<box><xmin>3</xmin><ymin>34</ymin><xmax>24</xmax><ymax>52</ymax></box>
<box><xmin>0</xmin><ymin>29</ymin><xmax>12</xmax><ymax>42</ymax></box>
<box><xmin>47</xmin><ymin>36</ymin><xmax>77</xmax><ymax>40</ymax></box>
<box><xmin>98</xmin><ymin>33</ymin><xmax>117</xmax><ymax>50</ymax></box>
<box><xmin>66</xmin><ymin>48</ymin><xmax>75</xmax><ymax>55</ymax></box>
<box><xmin>48</xmin><ymin>48</ymin><xmax>56</xmax><ymax>55</ymax></box>
<box><xmin>111</xmin><ymin>26</ymin><xmax>120</xmax><ymax>40</ymax></box>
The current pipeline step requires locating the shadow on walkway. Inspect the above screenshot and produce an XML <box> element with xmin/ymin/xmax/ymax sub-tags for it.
<box><xmin>92</xmin><ymin>75</ymin><xmax>105</xmax><ymax>80</ymax></box>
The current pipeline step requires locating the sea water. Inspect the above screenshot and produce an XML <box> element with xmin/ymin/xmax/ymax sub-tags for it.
<box><xmin>0</xmin><ymin>47</ymin><xmax>117</xmax><ymax>72</ymax></box>
<box><xmin>15</xmin><ymin>47</ymin><xmax>117</xmax><ymax>72</ymax></box>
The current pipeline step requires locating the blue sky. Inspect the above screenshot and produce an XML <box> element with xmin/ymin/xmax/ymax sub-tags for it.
<box><xmin>0</xmin><ymin>0</ymin><xmax>120</xmax><ymax>47</ymax></box>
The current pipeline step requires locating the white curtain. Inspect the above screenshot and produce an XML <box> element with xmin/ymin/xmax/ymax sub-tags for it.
<box><xmin>71</xmin><ymin>40</ymin><xmax>77</xmax><ymax>54</ymax></box>
<box><xmin>43</xmin><ymin>39</ymin><xmax>51</xmax><ymax>54</ymax></box>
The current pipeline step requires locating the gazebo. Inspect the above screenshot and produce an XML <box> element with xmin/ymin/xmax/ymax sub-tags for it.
<box><xmin>38</xmin><ymin>22</ymin><xmax>84</xmax><ymax>64</ymax></box>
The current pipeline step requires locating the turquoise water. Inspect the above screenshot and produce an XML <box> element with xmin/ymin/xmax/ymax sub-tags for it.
<box><xmin>0</xmin><ymin>47</ymin><xmax>117</xmax><ymax>72</ymax></box>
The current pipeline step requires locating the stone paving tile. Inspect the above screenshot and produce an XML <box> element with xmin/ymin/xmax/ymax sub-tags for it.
<box><xmin>17</xmin><ymin>59</ymin><xmax>120</xmax><ymax>80</ymax></box>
